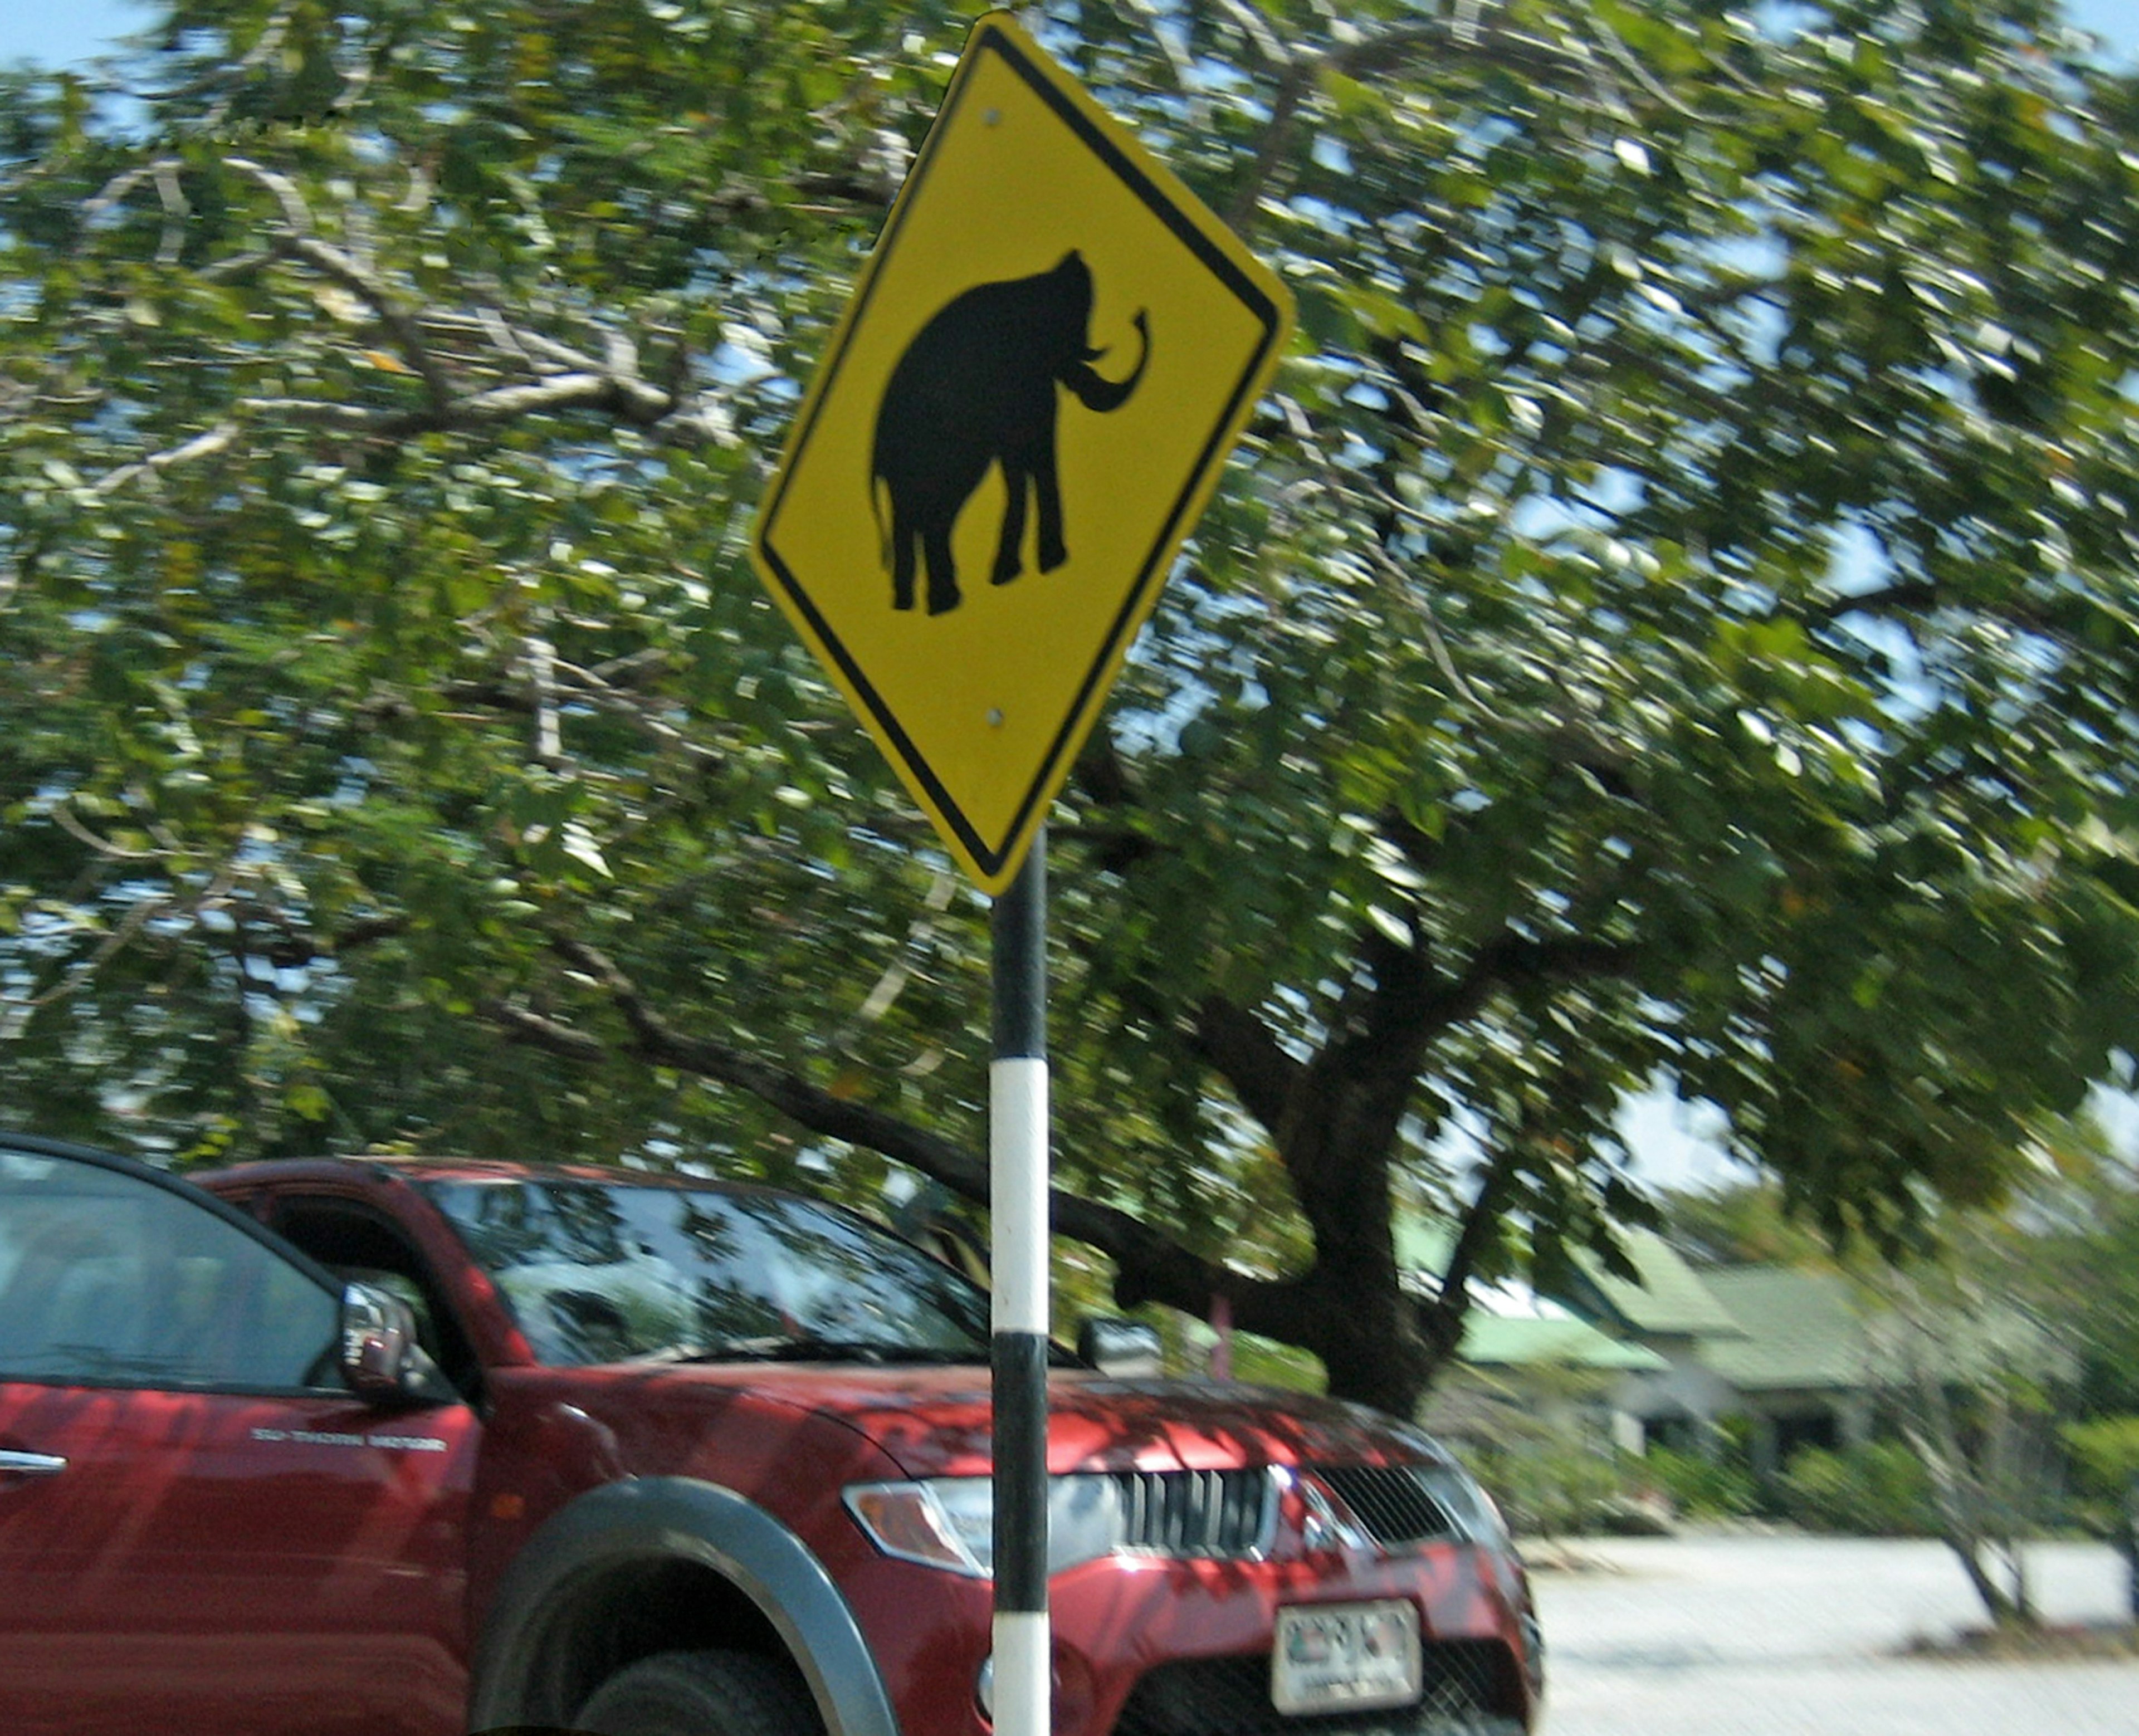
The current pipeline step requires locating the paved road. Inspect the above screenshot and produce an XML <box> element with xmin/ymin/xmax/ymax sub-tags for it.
<box><xmin>1531</xmin><ymin>1533</ymin><xmax>2137</xmax><ymax>1735</ymax></box>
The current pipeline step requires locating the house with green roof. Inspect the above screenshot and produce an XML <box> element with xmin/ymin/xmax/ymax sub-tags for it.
<box><xmin>1694</xmin><ymin>1265</ymin><xmax>1877</xmax><ymax>1475</ymax></box>
<box><xmin>1400</xmin><ymin>1215</ymin><xmax>1882</xmax><ymax>1464</ymax></box>
<box><xmin>1399</xmin><ymin>1215</ymin><xmax>1706</xmax><ymax>1454</ymax></box>
<box><xmin>1458</xmin><ymin>1309</ymin><xmax>1671</xmax><ymax>1377</ymax></box>
<box><xmin>1404</xmin><ymin>1212</ymin><xmax>2074</xmax><ymax>1489</ymax></box>
<box><xmin>1526</xmin><ymin>1227</ymin><xmax>1752</xmax><ymax>1455</ymax></box>
<box><xmin>1407</xmin><ymin>1292</ymin><xmax>1670</xmax><ymax>1462</ymax></box>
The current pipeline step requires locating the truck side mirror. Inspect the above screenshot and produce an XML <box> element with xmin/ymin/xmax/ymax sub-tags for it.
<box><xmin>1077</xmin><ymin>1317</ymin><xmax>1164</xmax><ymax>1378</ymax></box>
<box><xmin>339</xmin><ymin>1282</ymin><xmax>448</xmax><ymax>1405</ymax></box>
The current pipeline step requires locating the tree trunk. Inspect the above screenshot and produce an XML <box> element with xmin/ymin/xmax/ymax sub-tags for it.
<box><xmin>2120</xmin><ymin>1480</ymin><xmax>2139</xmax><ymax>1625</ymax></box>
<box><xmin>1896</xmin><ymin>1370</ymin><xmax>2036</xmax><ymax>1629</ymax></box>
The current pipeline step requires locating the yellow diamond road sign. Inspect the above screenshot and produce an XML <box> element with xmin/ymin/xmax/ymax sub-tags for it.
<box><xmin>750</xmin><ymin>13</ymin><xmax>1293</xmax><ymax>894</ymax></box>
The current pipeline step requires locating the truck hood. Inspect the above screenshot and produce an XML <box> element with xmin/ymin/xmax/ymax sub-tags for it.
<box><xmin>606</xmin><ymin>1362</ymin><xmax>1442</xmax><ymax>1480</ymax></box>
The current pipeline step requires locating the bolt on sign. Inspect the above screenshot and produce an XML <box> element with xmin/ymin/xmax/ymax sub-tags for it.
<box><xmin>751</xmin><ymin>12</ymin><xmax>1293</xmax><ymax>893</ymax></box>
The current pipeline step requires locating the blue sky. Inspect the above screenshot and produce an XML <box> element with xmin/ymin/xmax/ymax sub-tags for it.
<box><xmin>0</xmin><ymin>0</ymin><xmax>141</xmax><ymax>69</ymax></box>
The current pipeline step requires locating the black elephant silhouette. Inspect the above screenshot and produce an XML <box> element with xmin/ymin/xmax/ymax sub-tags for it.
<box><xmin>871</xmin><ymin>250</ymin><xmax>1150</xmax><ymax>615</ymax></box>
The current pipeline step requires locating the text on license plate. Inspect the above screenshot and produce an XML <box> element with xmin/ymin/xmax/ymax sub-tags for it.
<box><xmin>1271</xmin><ymin>1598</ymin><xmax>1423</xmax><ymax>1717</ymax></box>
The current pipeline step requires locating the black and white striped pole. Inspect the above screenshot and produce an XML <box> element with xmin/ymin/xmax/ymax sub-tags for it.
<box><xmin>989</xmin><ymin>825</ymin><xmax>1050</xmax><ymax>1736</ymax></box>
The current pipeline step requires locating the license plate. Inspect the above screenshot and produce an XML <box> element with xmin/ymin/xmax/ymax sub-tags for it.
<box><xmin>1271</xmin><ymin>1599</ymin><xmax>1423</xmax><ymax>1717</ymax></box>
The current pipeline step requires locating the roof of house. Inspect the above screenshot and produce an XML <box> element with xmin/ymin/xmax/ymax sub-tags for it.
<box><xmin>1697</xmin><ymin>1265</ymin><xmax>1868</xmax><ymax>1391</ymax></box>
<box><xmin>1395</xmin><ymin>1214</ymin><xmax>1744</xmax><ymax>1343</ymax></box>
<box><xmin>1557</xmin><ymin>1229</ymin><xmax>1747</xmax><ymax>1339</ymax></box>
<box><xmin>1460</xmin><ymin>1310</ymin><xmax>1670</xmax><ymax>1372</ymax></box>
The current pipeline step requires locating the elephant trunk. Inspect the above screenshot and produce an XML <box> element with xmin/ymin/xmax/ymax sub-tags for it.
<box><xmin>1064</xmin><ymin>310</ymin><xmax>1150</xmax><ymax>413</ymax></box>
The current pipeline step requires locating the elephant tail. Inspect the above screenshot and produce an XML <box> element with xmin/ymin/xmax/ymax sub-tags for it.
<box><xmin>867</xmin><ymin>457</ymin><xmax>890</xmax><ymax>571</ymax></box>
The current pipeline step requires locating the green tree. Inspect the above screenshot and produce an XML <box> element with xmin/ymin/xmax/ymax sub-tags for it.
<box><xmin>1859</xmin><ymin>1224</ymin><xmax>2072</xmax><ymax>1627</ymax></box>
<box><xmin>4</xmin><ymin>1</ymin><xmax>2137</xmax><ymax>1415</ymax></box>
<box><xmin>1666</xmin><ymin>1114</ymin><xmax>2133</xmax><ymax>1628</ymax></box>
<box><xmin>2025</xmin><ymin>1104</ymin><xmax>2139</xmax><ymax>1416</ymax></box>
<box><xmin>2062</xmin><ymin>1416</ymin><xmax>2139</xmax><ymax>1622</ymax></box>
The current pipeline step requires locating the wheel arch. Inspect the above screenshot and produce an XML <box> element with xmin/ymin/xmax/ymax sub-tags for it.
<box><xmin>468</xmin><ymin>1477</ymin><xmax>900</xmax><ymax>1736</ymax></box>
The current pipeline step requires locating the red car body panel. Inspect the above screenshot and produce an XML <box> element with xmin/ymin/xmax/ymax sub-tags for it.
<box><xmin>0</xmin><ymin>1378</ymin><xmax>478</xmax><ymax>1736</ymax></box>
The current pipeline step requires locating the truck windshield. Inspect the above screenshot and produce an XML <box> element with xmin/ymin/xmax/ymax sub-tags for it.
<box><xmin>417</xmin><ymin>1177</ymin><xmax>993</xmax><ymax>1368</ymax></box>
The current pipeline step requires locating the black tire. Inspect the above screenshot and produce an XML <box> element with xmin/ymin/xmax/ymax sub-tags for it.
<box><xmin>574</xmin><ymin>1649</ymin><xmax>822</xmax><ymax>1736</ymax></box>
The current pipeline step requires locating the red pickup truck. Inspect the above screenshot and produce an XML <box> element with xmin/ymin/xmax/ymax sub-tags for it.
<box><xmin>0</xmin><ymin>1134</ymin><xmax>1542</xmax><ymax>1736</ymax></box>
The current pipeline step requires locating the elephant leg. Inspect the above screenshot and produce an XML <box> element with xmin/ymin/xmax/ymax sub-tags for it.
<box><xmin>992</xmin><ymin>461</ymin><xmax>1029</xmax><ymax>586</ymax></box>
<box><xmin>923</xmin><ymin>520</ymin><xmax>961</xmax><ymax>615</ymax></box>
<box><xmin>890</xmin><ymin>508</ymin><xmax>919</xmax><ymax>610</ymax></box>
<box><xmin>1034</xmin><ymin>436</ymin><xmax>1068</xmax><ymax>573</ymax></box>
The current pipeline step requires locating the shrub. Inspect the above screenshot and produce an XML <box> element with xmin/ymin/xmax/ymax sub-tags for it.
<box><xmin>2062</xmin><ymin>1416</ymin><xmax>2139</xmax><ymax>1503</ymax></box>
<box><xmin>2062</xmin><ymin>1417</ymin><xmax>2139</xmax><ymax>1582</ymax></box>
<box><xmin>1469</xmin><ymin>1443</ymin><xmax>1630</xmax><ymax>1538</ymax></box>
<box><xmin>1643</xmin><ymin>1445</ymin><xmax>1760</xmax><ymax>1519</ymax></box>
<box><xmin>1777</xmin><ymin>1441</ymin><xmax>1936</xmax><ymax>1535</ymax></box>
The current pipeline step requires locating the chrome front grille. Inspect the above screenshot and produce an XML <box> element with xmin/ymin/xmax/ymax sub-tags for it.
<box><xmin>1106</xmin><ymin>1468</ymin><xmax>1274</xmax><ymax>1557</ymax></box>
<box><xmin>1079</xmin><ymin>1462</ymin><xmax>1463</xmax><ymax>1560</ymax></box>
<box><xmin>1310</xmin><ymin>1465</ymin><xmax>1461</xmax><ymax>1547</ymax></box>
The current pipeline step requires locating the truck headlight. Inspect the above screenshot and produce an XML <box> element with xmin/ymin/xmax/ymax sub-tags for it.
<box><xmin>1415</xmin><ymin>1456</ymin><xmax>1510</xmax><ymax>1545</ymax></box>
<box><xmin>844</xmin><ymin>1476</ymin><xmax>1126</xmax><ymax>1578</ymax></box>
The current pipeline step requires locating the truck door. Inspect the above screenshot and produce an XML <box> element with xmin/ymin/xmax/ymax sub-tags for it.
<box><xmin>0</xmin><ymin>1144</ymin><xmax>476</xmax><ymax>1736</ymax></box>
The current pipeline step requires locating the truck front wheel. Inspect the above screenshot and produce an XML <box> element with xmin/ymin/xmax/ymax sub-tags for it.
<box><xmin>575</xmin><ymin>1650</ymin><xmax>821</xmax><ymax>1736</ymax></box>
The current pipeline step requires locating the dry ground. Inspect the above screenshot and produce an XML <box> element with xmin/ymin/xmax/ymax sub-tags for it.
<box><xmin>1531</xmin><ymin>1532</ymin><xmax>2137</xmax><ymax>1736</ymax></box>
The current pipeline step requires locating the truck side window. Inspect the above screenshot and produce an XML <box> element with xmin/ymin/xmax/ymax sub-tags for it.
<box><xmin>0</xmin><ymin>1153</ymin><xmax>338</xmax><ymax>1392</ymax></box>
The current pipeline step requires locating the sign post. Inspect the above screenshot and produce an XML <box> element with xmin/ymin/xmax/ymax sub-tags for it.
<box><xmin>749</xmin><ymin>17</ymin><xmax>1292</xmax><ymax>1736</ymax></box>
<box><xmin>988</xmin><ymin>829</ymin><xmax>1050</xmax><ymax>1736</ymax></box>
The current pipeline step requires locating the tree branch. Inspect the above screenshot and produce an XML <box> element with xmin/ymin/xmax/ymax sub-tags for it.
<box><xmin>480</xmin><ymin>943</ymin><xmax>1474</xmax><ymax>1388</ymax></box>
<box><xmin>234</xmin><ymin>367</ymin><xmax>719</xmax><ymax>443</ymax></box>
<box><xmin>91</xmin><ymin>423</ymin><xmax>239</xmax><ymax>495</ymax></box>
<box><xmin>227</xmin><ymin>156</ymin><xmax>456</xmax><ymax>415</ymax></box>
<box><xmin>1213</xmin><ymin>0</ymin><xmax>1688</xmax><ymax>239</ymax></box>
<box><xmin>1189</xmin><ymin>995</ymin><xmax>1300</xmax><ymax>1132</ymax></box>
<box><xmin>1423</xmin><ymin>928</ymin><xmax>1640</xmax><ymax>1031</ymax></box>
<box><xmin>250</xmin><ymin>913</ymin><xmax>410</xmax><ymax>969</ymax></box>
<box><xmin>504</xmin><ymin>937</ymin><xmax>1230</xmax><ymax>1300</ymax></box>
<box><xmin>1414</xmin><ymin>1136</ymin><xmax>1523</xmax><ymax>1368</ymax></box>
